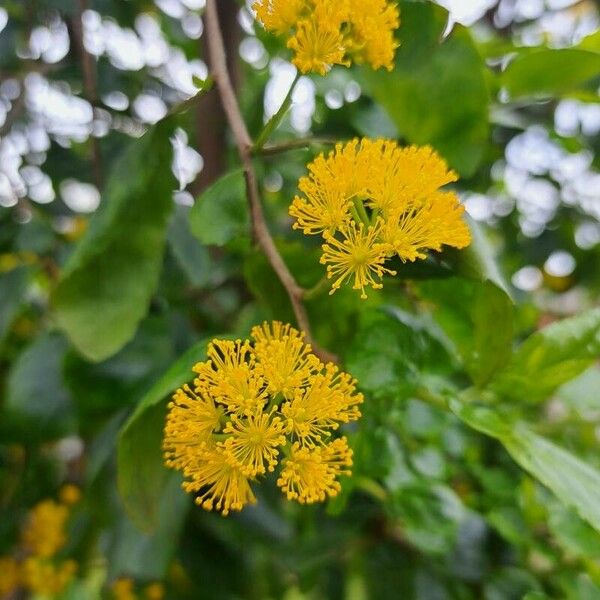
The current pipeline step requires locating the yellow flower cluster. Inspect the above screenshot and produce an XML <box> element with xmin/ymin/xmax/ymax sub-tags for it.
<box><xmin>0</xmin><ymin>485</ymin><xmax>80</xmax><ymax>599</ymax></box>
<box><xmin>253</xmin><ymin>0</ymin><xmax>400</xmax><ymax>75</ymax></box>
<box><xmin>289</xmin><ymin>139</ymin><xmax>472</xmax><ymax>298</ymax></box>
<box><xmin>112</xmin><ymin>578</ymin><xmax>165</xmax><ymax>600</ymax></box>
<box><xmin>163</xmin><ymin>322</ymin><xmax>362</xmax><ymax>515</ymax></box>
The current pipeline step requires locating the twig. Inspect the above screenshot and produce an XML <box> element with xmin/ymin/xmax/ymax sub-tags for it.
<box><xmin>254</xmin><ymin>72</ymin><xmax>301</xmax><ymax>150</ymax></box>
<box><xmin>204</xmin><ymin>0</ymin><xmax>336</xmax><ymax>363</ymax></box>
<box><xmin>257</xmin><ymin>136</ymin><xmax>337</xmax><ymax>156</ymax></box>
<box><xmin>72</xmin><ymin>0</ymin><xmax>103</xmax><ymax>189</ymax></box>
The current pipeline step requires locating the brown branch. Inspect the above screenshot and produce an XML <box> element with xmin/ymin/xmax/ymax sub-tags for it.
<box><xmin>203</xmin><ymin>0</ymin><xmax>336</xmax><ymax>363</ymax></box>
<box><xmin>72</xmin><ymin>0</ymin><xmax>103</xmax><ymax>189</ymax></box>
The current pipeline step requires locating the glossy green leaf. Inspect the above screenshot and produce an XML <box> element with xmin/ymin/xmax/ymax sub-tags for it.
<box><xmin>418</xmin><ymin>278</ymin><xmax>513</xmax><ymax>386</ymax></box>
<box><xmin>108</xmin><ymin>474</ymin><xmax>188</xmax><ymax>579</ymax></box>
<box><xmin>452</xmin><ymin>395</ymin><xmax>600</xmax><ymax>534</ymax></box>
<box><xmin>445</xmin><ymin>218</ymin><xmax>510</xmax><ymax>295</ymax></box>
<box><xmin>360</xmin><ymin>1</ymin><xmax>489</xmax><ymax>176</ymax></box>
<box><xmin>189</xmin><ymin>169</ymin><xmax>249</xmax><ymax>246</ymax></box>
<box><xmin>491</xmin><ymin>308</ymin><xmax>600</xmax><ymax>402</ymax></box>
<box><xmin>0</xmin><ymin>266</ymin><xmax>28</xmax><ymax>341</ymax></box>
<box><xmin>449</xmin><ymin>397</ymin><xmax>510</xmax><ymax>439</ymax></box>
<box><xmin>117</xmin><ymin>337</ymin><xmax>215</xmax><ymax>530</ymax></box>
<box><xmin>5</xmin><ymin>331</ymin><xmax>75</xmax><ymax>439</ymax></box>
<box><xmin>53</xmin><ymin>120</ymin><xmax>175</xmax><ymax>362</ymax></box>
<box><xmin>502</xmin><ymin>49</ymin><xmax>600</xmax><ymax>98</ymax></box>
<box><xmin>503</xmin><ymin>426</ymin><xmax>600</xmax><ymax>535</ymax></box>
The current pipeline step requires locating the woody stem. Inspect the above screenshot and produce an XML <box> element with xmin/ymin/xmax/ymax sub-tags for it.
<box><xmin>204</xmin><ymin>0</ymin><xmax>337</xmax><ymax>364</ymax></box>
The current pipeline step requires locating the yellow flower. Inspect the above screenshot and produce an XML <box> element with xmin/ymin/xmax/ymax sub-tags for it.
<box><xmin>144</xmin><ymin>582</ymin><xmax>165</xmax><ymax>600</ymax></box>
<box><xmin>345</xmin><ymin>0</ymin><xmax>400</xmax><ymax>71</ymax></box>
<box><xmin>253</xmin><ymin>0</ymin><xmax>399</xmax><ymax>75</ymax></box>
<box><xmin>21</xmin><ymin>499</ymin><xmax>69</xmax><ymax>558</ymax></box>
<box><xmin>194</xmin><ymin>340</ymin><xmax>268</xmax><ymax>416</ymax></box>
<box><xmin>251</xmin><ymin>321</ymin><xmax>322</xmax><ymax>398</ymax></box>
<box><xmin>222</xmin><ymin>409</ymin><xmax>287</xmax><ymax>476</ymax></box>
<box><xmin>277</xmin><ymin>437</ymin><xmax>353</xmax><ymax>503</ymax></box>
<box><xmin>282</xmin><ymin>363</ymin><xmax>362</xmax><ymax>447</ymax></box>
<box><xmin>163</xmin><ymin>385</ymin><xmax>222</xmax><ymax>472</ymax></box>
<box><xmin>382</xmin><ymin>191</ymin><xmax>471</xmax><ymax>262</ymax></box>
<box><xmin>186</xmin><ymin>446</ymin><xmax>257</xmax><ymax>516</ymax></box>
<box><xmin>21</xmin><ymin>557</ymin><xmax>77</xmax><ymax>597</ymax></box>
<box><xmin>288</xmin><ymin>17</ymin><xmax>348</xmax><ymax>76</ymax></box>
<box><xmin>0</xmin><ymin>556</ymin><xmax>19</xmax><ymax>596</ymax></box>
<box><xmin>112</xmin><ymin>577</ymin><xmax>137</xmax><ymax>600</ymax></box>
<box><xmin>320</xmin><ymin>220</ymin><xmax>396</xmax><ymax>299</ymax></box>
<box><xmin>59</xmin><ymin>483</ymin><xmax>81</xmax><ymax>506</ymax></box>
<box><xmin>253</xmin><ymin>0</ymin><xmax>305</xmax><ymax>34</ymax></box>
<box><xmin>290</xmin><ymin>139</ymin><xmax>471</xmax><ymax>298</ymax></box>
<box><xmin>164</xmin><ymin>322</ymin><xmax>362</xmax><ymax>514</ymax></box>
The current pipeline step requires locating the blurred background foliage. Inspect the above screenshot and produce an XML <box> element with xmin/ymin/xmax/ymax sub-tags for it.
<box><xmin>1</xmin><ymin>0</ymin><xmax>600</xmax><ymax>598</ymax></box>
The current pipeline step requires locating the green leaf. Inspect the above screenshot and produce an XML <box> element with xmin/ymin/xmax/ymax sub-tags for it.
<box><xmin>344</xmin><ymin>309</ymin><xmax>452</xmax><ymax>400</ymax></box>
<box><xmin>117</xmin><ymin>337</ymin><xmax>217</xmax><ymax>530</ymax></box>
<box><xmin>418</xmin><ymin>278</ymin><xmax>513</xmax><ymax>386</ymax></box>
<box><xmin>108</xmin><ymin>474</ymin><xmax>188</xmax><ymax>580</ymax></box>
<box><xmin>451</xmin><ymin>396</ymin><xmax>600</xmax><ymax>534</ymax></box>
<box><xmin>53</xmin><ymin>120</ymin><xmax>175</xmax><ymax>362</ymax></box>
<box><xmin>491</xmin><ymin>308</ymin><xmax>600</xmax><ymax>403</ymax></box>
<box><xmin>359</xmin><ymin>1</ymin><xmax>489</xmax><ymax>176</ymax></box>
<box><xmin>168</xmin><ymin>206</ymin><xmax>212</xmax><ymax>287</ymax></box>
<box><xmin>0</xmin><ymin>266</ymin><xmax>28</xmax><ymax>341</ymax></box>
<box><xmin>449</xmin><ymin>397</ymin><xmax>511</xmax><ymax>439</ymax></box>
<box><xmin>445</xmin><ymin>218</ymin><xmax>510</xmax><ymax>295</ymax></box>
<box><xmin>548</xmin><ymin>503</ymin><xmax>600</xmax><ymax>560</ymax></box>
<box><xmin>4</xmin><ymin>331</ymin><xmax>75</xmax><ymax>440</ymax></box>
<box><xmin>502</xmin><ymin>49</ymin><xmax>600</xmax><ymax>98</ymax></box>
<box><xmin>502</xmin><ymin>426</ymin><xmax>600</xmax><ymax>535</ymax></box>
<box><xmin>189</xmin><ymin>169</ymin><xmax>249</xmax><ymax>246</ymax></box>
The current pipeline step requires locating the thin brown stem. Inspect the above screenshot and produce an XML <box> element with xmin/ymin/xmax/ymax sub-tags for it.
<box><xmin>72</xmin><ymin>0</ymin><xmax>103</xmax><ymax>189</ymax></box>
<box><xmin>257</xmin><ymin>136</ymin><xmax>337</xmax><ymax>157</ymax></box>
<box><xmin>204</xmin><ymin>0</ymin><xmax>337</xmax><ymax>363</ymax></box>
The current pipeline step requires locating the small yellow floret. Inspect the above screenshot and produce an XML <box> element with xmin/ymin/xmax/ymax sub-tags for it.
<box><xmin>21</xmin><ymin>557</ymin><xmax>77</xmax><ymax>597</ymax></box>
<box><xmin>277</xmin><ymin>437</ymin><xmax>353</xmax><ymax>503</ymax></box>
<box><xmin>320</xmin><ymin>220</ymin><xmax>396</xmax><ymax>299</ymax></box>
<box><xmin>0</xmin><ymin>556</ymin><xmax>19</xmax><ymax>596</ymax></box>
<box><xmin>112</xmin><ymin>577</ymin><xmax>137</xmax><ymax>600</ymax></box>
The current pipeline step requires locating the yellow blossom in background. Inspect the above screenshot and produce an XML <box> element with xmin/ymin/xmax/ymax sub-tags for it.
<box><xmin>21</xmin><ymin>499</ymin><xmax>69</xmax><ymax>558</ymax></box>
<box><xmin>253</xmin><ymin>0</ymin><xmax>400</xmax><ymax>74</ymax></box>
<box><xmin>21</xmin><ymin>557</ymin><xmax>77</xmax><ymax>597</ymax></box>
<box><xmin>0</xmin><ymin>556</ymin><xmax>19</xmax><ymax>596</ymax></box>
<box><xmin>59</xmin><ymin>483</ymin><xmax>82</xmax><ymax>506</ymax></box>
<box><xmin>163</xmin><ymin>322</ymin><xmax>363</xmax><ymax>515</ymax></box>
<box><xmin>112</xmin><ymin>577</ymin><xmax>137</xmax><ymax>600</ymax></box>
<box><xmin>144</xmin><ymin>582</ymin><xmax>165</xmax><ymax>600</ymax></box>
<box><xmin>289</xmin><ymin>139</ymin><xmax>472</xmax><ymax>298</ymax></box>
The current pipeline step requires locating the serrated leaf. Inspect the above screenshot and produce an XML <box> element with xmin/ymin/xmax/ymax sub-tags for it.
<box><xmin>491</xmin><ymin>308</ymin><xmax>600</xmax><ymax>403</ymax></box>
<box><xmin>53</xmin><ymin>120</ymin><xmax>175</xmax><ymax>362</ymax></box>
<box><xmin>359</xmin><ymin>1</ymin><xmax>489</xmax><ymax>176</ymax></box>
<box><xmin>189</xmin><ymin>169</ymin><xmax>249</xmax><ymax>246</ymax></box>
